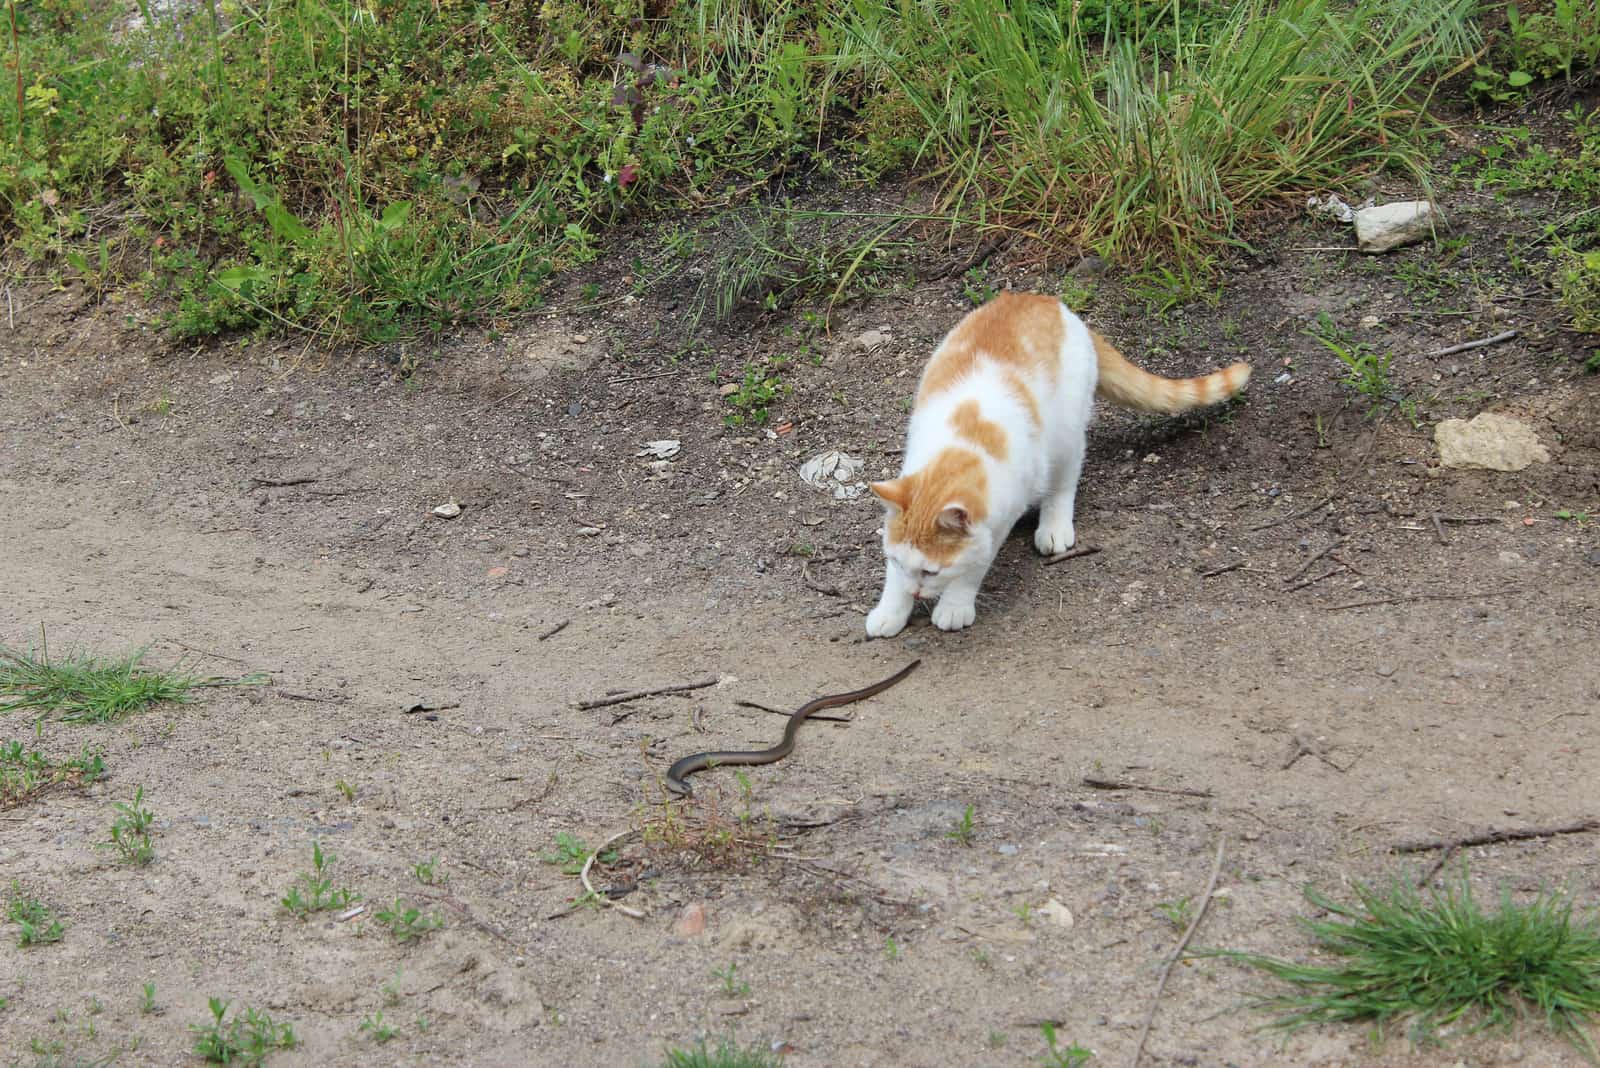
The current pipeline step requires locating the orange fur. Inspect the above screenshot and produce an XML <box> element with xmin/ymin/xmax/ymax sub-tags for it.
<box><xmin>1091</xmin><ymin>330</ymin><xmax>1251</xmax><ymax>413</ymax></box>
<box><xmin>872</xmin><ymin>447</ymin><xmax>988</xmax><ymax>566</ymax></box>
<box><xmin>949</xmin><ymin>399</ymin><xmax>1008</xmax><ymax>460</ymax></box>
<box><xmin>917</xmin><ymin>292</ymin><xmax>1062</xmax><ymax>404</ymax></box>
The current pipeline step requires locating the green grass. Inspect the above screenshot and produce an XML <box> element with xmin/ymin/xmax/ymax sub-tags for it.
<box><xmin>837</xmin><ymin>0</ymin><xmax>1477</xmax><ymax>268</ymax></box>
<box><xmin>191</xmin><ymin>997</ymin><xmax>298</xmax><ymax>1065</ymax></box>
<box><xmin>6</xmin><ymin>882</ymin><xmax>66</xmax><ymax>947</ymax></box>
<box><xmin>540</xmin><ymin>831</ymin><xmax>616</xmax><ymax>875</ymax></box>
<box><xmin>0</xmin><ymin>742</ymin><xmax>104</xmax><ymax>808</ymax></box>
<box><xmin>0</xmin><ymin>640</ymin><xmax>258</xmax><ymax>723</ymax></box>
<box><xmin>4</xmin><ymin>0</ymin><xmax>1482</xmax><ymax>343</ymax></box>
<box><xmin>945</xmin><ymin>803</ymin><xmax>977</xmax><ymax>847</ymax></box>
<box><xmin>1039</xmin><ymin>1022</ymin><xmax>1095</xmax><ymax>1066</ymax></box>
<box><xmin>660</xmin><ymin>1038</ymin><xmax>784</xmax><ymax>1068</ymax></box>
<box><xmin>372</xmin><ymin>898</ymin><xmax>442</xmax><ymax>943</ymax></box>
<box><xmin>1218</xmin><ymin>876</ymin><xmax>1600</xmax><ymax>1056</ymax></box>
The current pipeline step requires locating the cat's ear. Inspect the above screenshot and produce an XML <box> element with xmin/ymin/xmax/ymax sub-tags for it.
<box><xmin>869</xmin><ymin>478</ymin><xmax>910</xmax><ymax>511</ymax></box>
<box><xmin>938</xmin><ymin>504</ymin><xmax>972</xmax><ymax>533</ymax></box>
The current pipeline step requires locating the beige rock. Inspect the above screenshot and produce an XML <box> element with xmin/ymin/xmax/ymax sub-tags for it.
<box><xmin>672</xmin><ymin>901</ymin><xmax>706</xmax><ymax>937</ymax></box>
<box><xmin>1355</xmin><ymin>200</ymin><xmax>1436</xmax><ymax>253</ymax></box>
<box><xmin>1435</xmin><ymin>413</ymin><xmax>1550</xmax><ymax>471</ymax></box>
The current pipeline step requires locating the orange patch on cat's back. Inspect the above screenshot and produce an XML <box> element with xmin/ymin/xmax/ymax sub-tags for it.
<box><xmin>949</xmin><ymin>399</ymin><xmax>1008</xmax><ymax>460</ymax></box>
<box><xmin>886</xmin><ymin>447</ymin><xmax>989</xmax><ymax>566</ymax></box>
<box><xmin>918</xmin><ymin>292</ymin><xmax>1064</xmax><ymax>407</ymax></box>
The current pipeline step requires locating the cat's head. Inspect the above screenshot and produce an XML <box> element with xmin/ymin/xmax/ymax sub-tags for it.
<box><xmin>869</xmin><ymin>448</ymin><xmax>992</xmax><ymax>598</ymax></box>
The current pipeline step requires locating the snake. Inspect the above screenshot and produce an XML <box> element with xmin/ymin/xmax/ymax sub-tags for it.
<box><xmin>664</xmin><ymin>659</ymin><xmax>921</xmax><ymax>798</ymax></box>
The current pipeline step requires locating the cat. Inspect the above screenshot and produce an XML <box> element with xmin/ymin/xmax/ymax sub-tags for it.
<box><xmin>865</xmin><ymin>291</ymin><xmax>1250</xmax><ymax>638</ymax></box>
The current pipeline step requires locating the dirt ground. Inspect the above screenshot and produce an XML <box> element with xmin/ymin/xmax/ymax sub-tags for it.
<box><xmin>3</xmin><ymin>156</ymin><xmax>1599</xmax><ymax>1067</ymax></box>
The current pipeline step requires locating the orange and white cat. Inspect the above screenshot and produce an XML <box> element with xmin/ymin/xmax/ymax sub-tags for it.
<box><xmin>865</xmin><ymin>291</ymin><xmax>1250</xmax><ymax>637</ymax></box>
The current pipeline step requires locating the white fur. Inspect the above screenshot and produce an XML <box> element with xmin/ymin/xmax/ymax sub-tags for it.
<box><xmin>866</xmin><ymin>303</ymin><xmax>1097</xmax><ymax>637</ymax></box>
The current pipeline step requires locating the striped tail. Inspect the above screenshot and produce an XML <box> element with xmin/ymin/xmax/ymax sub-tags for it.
<box><xmin>1091</xmin><ymin>330</ymin><xmax>1251</xmax><ymax>414</ymax></box>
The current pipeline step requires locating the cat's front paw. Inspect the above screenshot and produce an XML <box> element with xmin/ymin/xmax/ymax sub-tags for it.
<box><xmin>1034</xmin><ymin>522</ymin><xmax>1076</xmax><ymax>556</ymax></box>
<box><xmin>931</xmin><ymin>599</ymin><xmax>976</xmax><ymax>632</ymax></box>
<box><xmin>866</xmin><ymin>602</ymin><xmax>912</xmax><ymax>638</ymax></box>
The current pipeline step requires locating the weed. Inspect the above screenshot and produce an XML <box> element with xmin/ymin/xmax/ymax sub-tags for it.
<box><xmin>280</xmin><ymin>841</ymin><xmax>358</xmax><ymax>918</ymax></box>
<box><xmin>946</xmin><ymin>804</ymin><xmax>977</xmax><ymax>847</ymax></box>
<box><xmin>1313</xmin><ymin>335</ymin><xmax>1392</xmax><ymax>408</ymax></box>
<box><xmin>989</xmin><ymin>1029</ymin><xmax>1008</xmax><ymax>1048</ymax></box>
<box><xmin>712</xmin><ymin>963</ymin><xmax>751</xmax><ymax>997</ymax></box>
<box><xmin>1155</xmin><ymin>897</ymin><xmax>1194</xmax><ymax>930</ymax></box>
<box><xmin>101</xmin><ymin>786</ymin><xmax>156</xmax><ymax>866</ymax></box>
<box><xmin>358</xmin><ymin>1011</ymin><xmax>397</xmax><ymax>1043</ymax></box>
<box><xmin>6</xmin><ymin>883</ymin><xmax>65</xmax><ymax>946</ymax></box>
<box><xmin>413</xmin><ymin>857</ymin><xmax>447</xmax><ymax>885</ymax></box>
<box><xmin>1060</xmin><ymin>276</ymin><xmax>1098</xmax><ymax>310</ymax></box>
<box><xmin>963</xmin><ymin>267</ymin><xmax>998</xmax><ymax>306</ymax></box>
<box><xmin>1014</xmin><ymin>901</ymin><xmax>1036</xmax><ymax>926</ymax></box>
<box><xmin>0</xmin><ymin>742</ymin><xmax>104</xmax><ymax>808</ymax></box>
<box><xmin>1216</xmin><ymin>875</ymin><xmax>1600</xmax><ymax>1055</ymax></box>
<box><xmin>373</xmin><ymin>898</ymin><xmax>442</xmax><ymax>943</ymax></box>
<box><xmin>541</xmin><ymin>832</ymin><xmax>617</xmax><ymax>875</ymax></box>
<box><xmin>884</xmin><ymin>934</ymin><xmax>902</xmax><ymax>960</ymax></box>
<box><xmin>1555</xmin><ymin>509</ymin><xmax>1594</xmax><ymax>527</ymax></box>
<box><xmin>0</xmin><ymin>639</ymin><xmax>259</xmax><ymax>722</ymax></box>
<box><xmin>724</xmin><ymin>362</ymin><xmax>788</xmax><ymax>427</ymax></box>
<box><xmin>335</xmin><ymin>779</ymin><xmax>357</xmax><ymax>803</ymax></box>
<box><xmin>1038</xmin><ymin>1021</ymin><xmax>1094</xmax><ymax>1066</ymax></box>
<box><xmin>141</xmin><ymin>983</ymin><xmax>159</xmax><ymax>1016</ymax></box>
<box><xmin>191</xmin><ymin>997</ymin><xmax>297</xmax><ymax>1065</ymax></box>
<box><xmin>660</xmin><ymin>1037</ymin><xmax>784</xmax><ymax>1068</ymax></box>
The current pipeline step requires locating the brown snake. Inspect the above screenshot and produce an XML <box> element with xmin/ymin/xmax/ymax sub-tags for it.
<box><xmin>664</xmin><ymin>659</ymin><xmax>921</xmax><ymax>798</ymax></box>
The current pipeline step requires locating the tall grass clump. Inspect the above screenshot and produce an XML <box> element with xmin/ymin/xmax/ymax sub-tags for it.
<box><xmin>836</xmin><ymin>0</ymin><xmax>1479</xmax><ymax>265</ymax></box>
<box><xmin>1218</xmin><ymin>876</ymin><xmax>1600</xmax><ymax>1056</ymax></box>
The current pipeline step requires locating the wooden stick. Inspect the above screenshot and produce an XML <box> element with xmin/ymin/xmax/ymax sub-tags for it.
<box><xmin>1284</xmin><ymin>567</ymin><xmax>1343</xmax><ymax>593</ymax></box>
<box><xmin>1422</xmin><ymin>329</ymin><xmax>1516</xmax><ymax>359</ymax></box>
<box><xmin>579</xmin><ymin>828</ymin><xmax>645</xmax><ymax>919</ymax></box>
<box><xmin>537</xmin><ymin>620</ymin><xmax>570</xmax><ymax>642</ymax></box>
<box><xmin>1250</xmin><ymin>494</ymin><xmax>1333</xmax><ymax>531</ymax></box>
<box><xmin>1082</xmin><ymin>777</ymin><xmax>1213</xmax><ymax>799</ymax></box>
<box><xmin>1430</xmin><ymin>513</ymin><xmax>1447</xmax><ymax>545</ymax></box>
<box><xmin>1329</xmin><ymin>587</ymin><xmax>1523</xmax><ymax>611</ymax></box>
<box><xmin>575</xmin><ymin>678</ymin><xmax>717</xmax><ymax>710</ymax></box>
<box><xmin>1436</xmin><ymin>515</ymin><xmax>1499</xmax><ymax>525</ymax></box>
<box><xmin>249</xmin><ymin>475</ymin><xmax>319</xmax><ymax>487</ymax></box>
<box><xmin>1283</xmin><ymin>536</ymin><xmax>1347</xmax><ymax>584</ymax></box>
<box><xmin>1199</xmin><ymin>561</ymin><xmax>1244</xmax><ymax>578</ymax></box>
<box><xmin>1043</xmin><ymin>545</ymin><xmax>1101</xmax><ymax>566</ymax></box>
<box><xmin>1393</xmin><ymin>819</ymin><xmax>1598</xmax><ymax>854</ymax></box>
<box><xmin>735</xmin><ymin>700</ymin><xmax>852</xmax><ymax>723</ymax></box>
<box><xmin>1132</xmin><ymin>837</ymin><xmax>1227</xmax><ymax>1068</ymax></box>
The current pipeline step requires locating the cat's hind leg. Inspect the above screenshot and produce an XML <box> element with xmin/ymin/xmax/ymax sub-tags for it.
<box><xmin>1034</xmin><ymin>431</ymin><xmax>1086</xmax><ymax>556</ymax></box>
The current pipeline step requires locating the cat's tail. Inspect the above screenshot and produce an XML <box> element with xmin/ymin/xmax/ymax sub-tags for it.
<box><xmin>1091</xmin><ymin>331</ymin><xmax>1251</xmax><ymax>414</ymax></box>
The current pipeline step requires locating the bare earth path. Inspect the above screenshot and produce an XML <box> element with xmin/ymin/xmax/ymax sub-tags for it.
<box><xmin>2</xmin><ymin>264</ymin><xmax>1597</xmax><ymax>1065</ymax></box>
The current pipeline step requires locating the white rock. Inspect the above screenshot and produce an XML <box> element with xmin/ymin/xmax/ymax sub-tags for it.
<box><xmin>636</xmin><ymin>439</ymin><xmax>681</xmax><ymax>459</ymax></box>
<box><xmin>431</xmin><ymin>502</ymin><xmax>462</xmax><ymax>518</ymax></box>
<box><xmin>1435</xmin><ymin>413</ymin><xmax>1550</xmax><ymax>471</ymax></box>
<box><xmin>854</xmin><ymin>329</ymin><xmax>888</xmax><ymax>353</ymax></box>
<box><xmin>1039</xmin><ymin>898</ymin><xmax>1075</xmax><ymax>929</ymax></box>
<box><xmin>799</xmin><ymin>450</ymin><xmax>868</xmax><ymax>500</ymax></box>
<box><xmin>1354</xmin><ymin>200</ymin><xmax>1436</xmax><ymax>253</ymax></box>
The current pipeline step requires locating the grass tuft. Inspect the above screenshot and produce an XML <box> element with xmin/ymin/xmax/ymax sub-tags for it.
<box><xmin>191</xmin><ymin>997</ymin><xmax>298</xmax><ymax>1065</ymax></box>
<box><xmin>6</xmin><ymin>882</ymin><xmax>66</xmax><ymax>947</ymax></box>
<box><xmin>660</xmin><ymin>1037</ymin><xmax>784</xmax><ymax>1068</ymax></box>
<box><xmin>0</xmin><ymin>742</ymin><xmax>104</xmax><ymax>809</ymax></box>
<box><xmin>1218</xmin><ymin>875</ymin><xmax>1600</xmax><ymax>1056</ymax></box>
<box><xmin>0</xmin><ymin>640</ymin><xmax>260</xmax><ymax>723</ymax></box>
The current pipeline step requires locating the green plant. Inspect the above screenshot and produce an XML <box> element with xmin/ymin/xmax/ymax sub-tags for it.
<box><xmin>1155</xmin><ymin>897</ymin><xmax>1194</xmax><ymax>930</ymax></box>
<box><xmin>0</xmin><ymin>639</ymin><xmax>259</xmax><ymax>722</ymax></box>
<box><xmin>280</xmin><ymin>841</ymin><xmax>357</xmax><ymax>918</ymax></box>
<box><xmin>884</xmin><ymin>934</ymin><xmax>902</xmax><ymax>960</ymax></box>
<box><xmin>1217</xmin><ymin>875</ymin><xmax>1600</xmax><ymax>1055</ymax></box>
<box><xmin>541</xmin><ymin>832</ymin><xmax>617</xmax><ymax>875</ymax></box>
<box><xmin>660</xmin><ymin>1037</ymin><xmax>784</xmax><ymax>1068</ymax></box>
<box><xmin>373</xmin><ymin>899</ymin><xmax>441</xmax><ymax>943</ymax></box>
<box><xmin>100</xmin><ymin>786</ymin><xmax>156</xmax><ymax>865</ymax></box>
<box><xmin>358</xmin><ymin>1011</ymin><xmax>396</xmax><ymax>1043</ymax></box>
<box><xmin>6</xmin><ymin>883</ymin><xmax>65</xmax><ymax>946</ymax></box>
<box><xmin>1313</xmin><ymin>334</ymin><xmax>1392</xmax><ymax>408</ymax></box>
<box><xmin>0</xmin><ymin>741</ymin><xmax>104</xmax><ymax>807</ymax></box>
<box><xmin>141</xmin><ymin>983</ymin><xmax>159</xmax><ymax>1016</ymax></box>
<box><xmin>1038</xmin><ymin>1021</ymin><xmax>1094</xmax><ymax>1067</ymax></box>
<box><xmin>724</xmin><ymin>362</ymin><xmax>788</xmax><ymax>427</ymax></box>
<box><xmin>191</xmin><ymin>997</ymin><xmax>297</xmax><ymax>1065</ymax></box>
<box><xmin>335</xmin><ymin>779</ymin><xmax>357</xmax><ymax>803</ymax></box>
<box><xmin>712</xmin><ymin>963</ymin><xmax>751</xmax><ymax>997</ymax></box>
<box><xmin>946</xmin><ymin>804</ymin><xmax>977</xmax><ymax>847</ymax></box>
<box><xmin>1555</xmin><ymin>509</ymin><xmax>1594</xmax><ymax>527</ymax></box>
<box><xmin>963</xmin><ymin>267</ymin><xmax>998</xmax><ymax>306</ymax></box>
<box><xmin>413</xmin><ymin>857</ymin><xmax>446</xmax><ymax>885</ymax></box>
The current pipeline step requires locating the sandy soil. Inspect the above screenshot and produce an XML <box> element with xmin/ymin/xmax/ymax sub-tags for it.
<box><xmin>2</xmin><ymin>166</ymin><xmax>1598</xmax><ymax>1067</ymax></box>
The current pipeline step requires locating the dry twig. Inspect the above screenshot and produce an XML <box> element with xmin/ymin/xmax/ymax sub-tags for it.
<box><xmin>1392</xmin><ymin>819</ymin><xmax>1598</xmax><ymax>854</ymax></box>
<box><xmin>1132</xmin><ymin>837</ymin><xmax>1227</xmax><ymax>1068</ymax></box>
<box><xmin>1082</xmin><ymin>777</ymin><xmax>1212</xmax><ymax>799</ymax></box>
<box><xmin>579</xmin><ymin>828</ymin><xmax>645</xmax><ymax>919</ymax></box>
<box><xmin>537</xmin><ymin>620</ymin><xmax>570</xmax><ymax>642</ymax></box>
<box><xmin>1422</xmin><ymin>329</ymin><xmax>1516</xmax><ymax>358</ymax></box>
<box><xmin>1043</xmin><ymin>545</ymin><xmax>1101</xmax><ymax>566</ymax></box>
<box><xmin>576</xmin><ymin>678</ymin><xmax>717</xmax><ymax>710</ymax></box>
<box><xmin>1283</xmin><ymin>536</ymin><xmax>1347</xmax><ymax>584</ymax></box>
